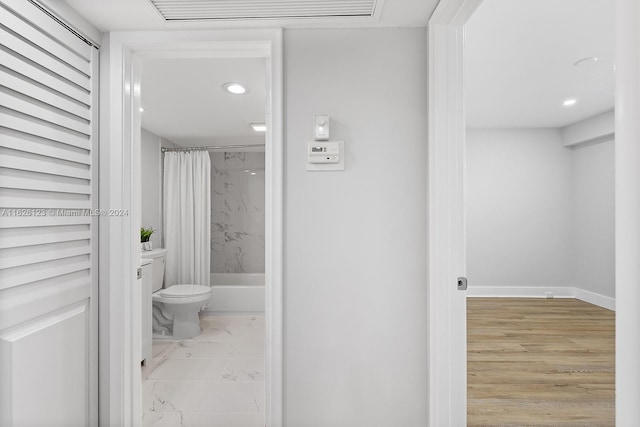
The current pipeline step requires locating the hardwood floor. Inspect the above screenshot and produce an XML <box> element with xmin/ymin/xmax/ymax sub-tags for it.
<box><xmin>467</xmin><ymin>298</ymin><xmax>615</xmax><ymax>426</ymax></box>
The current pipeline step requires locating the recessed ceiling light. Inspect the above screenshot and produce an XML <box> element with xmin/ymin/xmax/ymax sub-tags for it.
<box><xmin>250</xmin><ymin>123</ymin><xmax>266</xmax><ymax>132</ymax></box>
<box><xmin>563</xmin><ymin>98</ymin><xmax>577</xmax><ymax>107</ymax></box>
<box><xmin>574</xmin><ymin>57</ymin><xmax>599</xmax><ymax>67</ymax></box>
<box><xmin>139</xmin><ymin>107</ymin><xmax>145</xmax><ymax>112</ymax></box>
<box><xmin>223</xmin><ymin>82</ymin><xmax>247</xmax><ymax>95</ymax></box>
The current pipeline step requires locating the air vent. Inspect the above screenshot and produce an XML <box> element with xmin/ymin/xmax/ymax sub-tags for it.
<box><xmin>149</xmin><ymin>0</ymin><xmax>383</xmax><ymax>21</ymax></box>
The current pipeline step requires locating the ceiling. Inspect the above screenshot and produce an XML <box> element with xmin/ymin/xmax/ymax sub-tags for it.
<box><xmin>62</xmin><ymin>0</ymin><xmax>440</xmax><ymax>31</ymax></box>
<box><xmin>63</xmin><ymin>0</ymin><xmax>439</xmax><ymax>147</ymax></box>
<box><xmin>63</xmin><ymin>0</ymin><xmax>615</xmax><ymax>131</ymax></box>
<box><xmin>465</xmin><ymin>0</ymin><xmax>615</xmax><ymax>129</ymax></box>
<box><xmin>141</xmin><ymin>57</ymin><xmax>266</xmax><ymax>147</ymax></box>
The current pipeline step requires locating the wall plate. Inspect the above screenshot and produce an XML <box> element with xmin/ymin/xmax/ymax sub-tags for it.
<box><xmin>306</xmin><ymin>140</ymin><xmax>345</xmax><ymax>171</ymax></box>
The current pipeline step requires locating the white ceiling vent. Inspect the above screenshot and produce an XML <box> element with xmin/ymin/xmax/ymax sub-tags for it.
<box><xmin>148</xmin><ymin>0</ymin><xmax>384</xmax><ymax>21</ymax></box>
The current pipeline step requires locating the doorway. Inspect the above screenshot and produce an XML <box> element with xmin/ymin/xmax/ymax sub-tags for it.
<box><xmin>138</xmin><ymin>55</ymin><xmax>268</xmax><ymax>424</ymax></box>
<box><xmin>427</xmin><ymin>0</ymin><xmax>621</xmax><ymax>425</ymax></box>
<box><xmin>100</xmin><ymin>30</ymin><xmax>283</xmax><ymax>426</ymax></box>
<box><xmin>464</xmin><ymin>2</ymin><xmax>615</xmax><ymax>423</ymax></box>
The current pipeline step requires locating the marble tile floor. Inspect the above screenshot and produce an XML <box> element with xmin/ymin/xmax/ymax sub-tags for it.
<box><xmin>142</xmin><ymin>314</ymin><xmax>265</xmax><ymax>427</ymax></box>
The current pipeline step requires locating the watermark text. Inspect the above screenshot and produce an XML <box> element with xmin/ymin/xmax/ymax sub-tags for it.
<box><xmin>0</xmin><ymin>208</ymin><xmax>129</xmax><ymax>217</ymax></box>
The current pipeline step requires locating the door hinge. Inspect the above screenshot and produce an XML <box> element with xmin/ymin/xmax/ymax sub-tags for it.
<box><xmin>137</xmin><ymin>268</ymin><xmax>142</xmax><ymax>280</ymax></box>
<box><xmin>457</xmin><ymin>277</ymin><xmax>467</xmax><ymax>290</ymax></box>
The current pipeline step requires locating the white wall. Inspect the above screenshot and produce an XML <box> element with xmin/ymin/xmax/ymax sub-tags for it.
<box><xmin>466</xmin><ymin>128</ymin><xmax>574</xmax><ymax>288</ymax></box>
<box><xmin>141</xmin><ymin>128</ymin><xmax>162</xmax><ymax>248</ymax></box>
<box><xmin>572</xmin><ymin>139</ymin><xmax>615</xmax><ymax>298</ymax></box>
<box><xmin>284</xmin><ymin>28</ymin><xmax>429</xmax><ymax>426</ymax></box>
<box><xmin>562</xmin><ymin>109</ymin><xmax>614</xmax><ymax>147</ymax></box>
<box><xmin>466</xmin><ymin>127</ymin><xmax>615</xmax><ymax>301</ymax></box>
<box><xmin>141</xmin><ymin>128</ymin><xmax>178</xmax><ymax>248</ymax></box>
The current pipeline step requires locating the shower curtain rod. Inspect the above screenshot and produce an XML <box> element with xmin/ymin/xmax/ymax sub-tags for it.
<box><xmin>161</xmin><ymin>143</ymin><xmax>265</xmax><ymax>152</ymax></box>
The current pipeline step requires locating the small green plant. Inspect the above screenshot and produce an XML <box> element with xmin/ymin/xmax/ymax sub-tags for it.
<box><xmin>140</xmin><ymin>227</ymin><xmax>154</xmax><ymax>243</ymax></box>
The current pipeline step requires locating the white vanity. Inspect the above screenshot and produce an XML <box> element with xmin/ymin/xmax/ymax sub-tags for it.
<box><xmin>140</xmin><ymin>258</ymin><xmax>153</xmax><ymax>364</ymax></box>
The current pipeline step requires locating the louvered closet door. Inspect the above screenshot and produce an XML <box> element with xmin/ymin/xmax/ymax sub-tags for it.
<box><xmin>0</xmin><ymin>1</ymin><xmax>98</xmax><ymax>426</ymax></box>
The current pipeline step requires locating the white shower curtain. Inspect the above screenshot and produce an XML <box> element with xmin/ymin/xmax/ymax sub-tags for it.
<box><xmin>163</xmin><ymin>151</ymin><xmax>211</xmax><ymax>287</ymax></box>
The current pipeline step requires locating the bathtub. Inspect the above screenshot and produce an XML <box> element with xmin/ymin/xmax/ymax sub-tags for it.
<box><xmin>206</xmin><ymin>273</ymin><xmax>265</xmax><ymax>314</ymax></box>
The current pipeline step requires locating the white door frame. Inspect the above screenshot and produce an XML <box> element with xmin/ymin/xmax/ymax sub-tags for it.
<box><xmin>615</xmin><ymin>0</ymin><xmax>640</xmax><ymax>422</ymax></box>
<box><xmin>430</xmin><ymin>0</ymin><xmax>640</xmax><ymax>424</ymax></box>
<box><xmin>427</xmin><ymin>1</ymin><xmax>481</xmax><ymax>425</ymax></box>
<box><xmin>99</xmin><ymin>29</ymin><xmax>283</xmax><ymax>426</ymax></box>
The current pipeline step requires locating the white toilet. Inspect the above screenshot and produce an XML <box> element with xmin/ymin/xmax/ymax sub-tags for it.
<box><xmin>140</xmin><ymin>248</ymin><xmax>212</xmax><ymax>339</ymax></box>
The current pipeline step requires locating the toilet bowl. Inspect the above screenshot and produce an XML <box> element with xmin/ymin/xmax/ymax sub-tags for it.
<box><xmin>140</xmin><ymin>249</ymin><xmax>212</xmax><ymax>339</ymax></box>
<box><xmin>152</xmin><ymin>284</ymin><xmax>212</xmax><ymax>339</ymax></box>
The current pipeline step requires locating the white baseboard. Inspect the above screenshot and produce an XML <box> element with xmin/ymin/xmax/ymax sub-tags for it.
<box><xmin>467</xmin><ymin>286</ymin><xmax>615</xmax><ymax>311</ymax></box>
<box><xmin>467</xmin><ymin>286</ymin><xmax>575</xmax><ymax>298</ymax></box>
<box><xmin>573</xmin><ymin>288</ymin><xmax>616</xmax><ymax>311</ymax></box>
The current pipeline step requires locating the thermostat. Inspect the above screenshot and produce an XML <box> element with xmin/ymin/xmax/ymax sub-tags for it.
<box><xmin>307</xmin><ymin>141</ymin><xmax>345</xmax><ymax>171</ymax></box>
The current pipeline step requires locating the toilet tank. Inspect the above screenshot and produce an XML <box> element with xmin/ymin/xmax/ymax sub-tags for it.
<box><xmin>140</xmin><ymin>248</ymin><xmax>167</xmax><ymax>293</ymax></box>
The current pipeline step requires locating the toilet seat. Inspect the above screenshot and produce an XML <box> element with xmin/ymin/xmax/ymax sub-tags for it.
<box><xmin>152</xmin><ymin>284</ymin><xmax>212</xmax><ymax>305</ymax></box>
<box><xmin>157</xmin><ymin>284</ymin><xmax>211</xmax><ymax>298</ymax></box>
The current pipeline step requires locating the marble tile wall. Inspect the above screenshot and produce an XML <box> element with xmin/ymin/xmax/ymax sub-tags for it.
<box><xmin>210</xmin><ymin>152</ymin><xmax>265</xmax><ymax>274</ymax></box>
